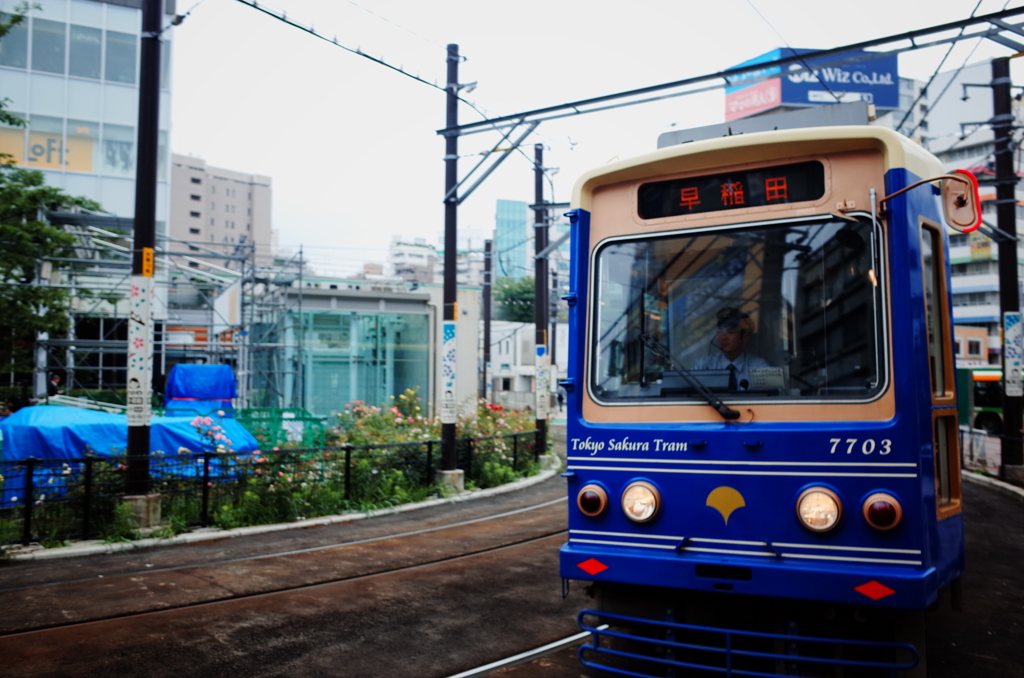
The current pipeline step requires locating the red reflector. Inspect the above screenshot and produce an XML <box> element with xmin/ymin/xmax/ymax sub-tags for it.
<box><xmin>854</xmin><ymin>581</ymin><xmax>896</xmax><ymax>600</ymax></box>
<box><xmin>578</xmin><ymin>558</ymin><xmax>608</xmax><ymax>576</ymax></box>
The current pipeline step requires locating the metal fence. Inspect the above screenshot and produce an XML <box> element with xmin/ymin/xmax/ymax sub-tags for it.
<box><xmin>0</xmin><ymin>431</ymin><xmax>538</xmax><ymax>545</ymax></box>
<box><xmin>959</xmin><ymin>425</ymin><xmax>1003</xmax><ymax>477</ymax></box>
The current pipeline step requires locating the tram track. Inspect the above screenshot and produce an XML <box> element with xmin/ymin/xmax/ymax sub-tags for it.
<box><xmin>0</xmin><ymin>496</ymin><xmax>569</xmax><ymax>637</ymax></box>
<box><xmin>0</xmin><ymin>527</ymin><xmax>568</xmax><ymax>638</ymax></box>
<box><xmin>0</xmin><ymin>497</ymin><xmax>566</xmax><ymax>595</ymax></box>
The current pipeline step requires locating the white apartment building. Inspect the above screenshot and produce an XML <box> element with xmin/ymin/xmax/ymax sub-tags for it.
<box><xmin>388</xmin><ymin>235</ymin><xmax>437</xmax><ymax>286</ymax></box>
<box><xmin>169</xmin><ymin>153</ymin><xmax>273</xmax><ymax>270</ymax></box>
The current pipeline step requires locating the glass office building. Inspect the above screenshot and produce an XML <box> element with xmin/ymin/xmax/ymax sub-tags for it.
<box><xmin>0</xmin><ymin>0</ymin><xmax>171</xmax><ymax>220</ymax></box>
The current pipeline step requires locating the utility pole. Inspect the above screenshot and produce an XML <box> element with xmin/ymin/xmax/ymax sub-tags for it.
<box><xmin>533</xmin><ymin>144</ymin><xmax>549</xmax><ymax>457</ymax></box>
<box><xmin>438</xmin><ymin>44</ymin><xmax>463</xmax><ymax>489</ymax></box>
<box><xmin>481</xmin><ymin>239</ymin><xmax>492</xmax><ymax>400</ymax></box>
<box><xmin>993</xmin><ymin>57</ymin><xmax>1024</xmax><ymax>482</ymax></box>
<box><xmin>125</xmin><ymin>0</ymin><xmax>162</xmax><ymax>498</ymax></box>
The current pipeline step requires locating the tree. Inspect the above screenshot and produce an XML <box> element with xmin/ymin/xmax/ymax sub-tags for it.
<box><xmin>0</xmin><ymin>166</ymin><xmax>101</xmax><ymax>378</ymax></box>
<box><xmin>494</xmin><ymin>276</ymin><xmax>535</xmax><ymax>322</ymax></box>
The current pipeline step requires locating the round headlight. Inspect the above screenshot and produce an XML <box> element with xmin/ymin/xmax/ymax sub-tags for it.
<box><xmin>621</xmin><ymin>481</ymin><xmax>660</xmax><ymax>523</ymax></box>
<box><xmin>577</xmin><ymin>484</ymin><xmax>608</xmax><ymax>517</ymax></box>
<box><xmin>862</xmin><ymin>492</ymin><xmax>902</xmax><ymax>530</ymax></box>
<box><xmin>796</xmin><ymin>487</ymin><xmax>842</xmax><ymax>532</ymax></box>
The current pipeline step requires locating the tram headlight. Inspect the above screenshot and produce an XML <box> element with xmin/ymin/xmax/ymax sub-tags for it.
<box><xmin>796</xmin><ymin>487</ymin><xmax>842</xmax><ymax>532</ymax></box>
<box><xmin>577</xmin><ymin>484</ymin><xmax>608</xmax><ymax>517</ymax></box>
<box><xmin>621</xmin><ymin>481</ymin><xmax>660</xmax><ymax>523</ymax></box>
<box><xmin>862</xmin><ymin>492</ymin><xmax>903</xmax><ymax>531</ymax></box>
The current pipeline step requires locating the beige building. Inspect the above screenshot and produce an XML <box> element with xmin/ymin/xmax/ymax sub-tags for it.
<box><xmin>169</xmin><ymin>154</ymin><xmax>273</xmax><ymax>270</ymax></box>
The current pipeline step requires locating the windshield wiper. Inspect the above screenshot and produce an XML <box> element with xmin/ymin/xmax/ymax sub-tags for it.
<box><xmin>639</xmin><ymin>333</ymin><xmax>740</xmax><ymax>421</ymax></box>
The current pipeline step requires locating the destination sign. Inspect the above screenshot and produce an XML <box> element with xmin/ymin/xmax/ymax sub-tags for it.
<box><xmin>637</xmin><ymin>160</ymin><xmax>826</xmax><ymax>219</ymax></box>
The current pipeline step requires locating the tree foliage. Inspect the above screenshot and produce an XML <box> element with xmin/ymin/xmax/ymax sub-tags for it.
<box><xmin>0</xmin><ymin>163</ymin><xmax>101</xmax><ymax>376</ymax></box>
<box><xmin>494</xmin><ymin>276</ymin><xmax>535</xmax><ymax>322</ymax></box>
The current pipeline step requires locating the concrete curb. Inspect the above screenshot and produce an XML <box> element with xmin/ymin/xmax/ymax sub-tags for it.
<box><xmin>962</xmin><ymin>469</ymin><xmax>1024</xmax><ymax>503</ymax></box>
<box><xmin>5</xmin><ymin>468</ymin><xmax>561</xmax><ymax>561</ymax></box>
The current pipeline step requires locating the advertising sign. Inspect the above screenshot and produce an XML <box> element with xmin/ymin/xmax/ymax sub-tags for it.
<box><xmin>535</xmin><ymin>346</ymin><xmax>550</xmax><ymax>420</ymax></box>
<box><xmin>126</xmin><ymin>276</ymin><xmax>155</xmax><ymax>427</ymax></box>
<box><xmin>726</xmin><ymin>48</ymin><xmax>899</xmax><ymax>122</ymax></box>
<box><xmin>1004</xmin><ymin>312</ymin><xmax>1023</xmax><ymax>397</ymax></box>
<box><xmin>440</xmin><ymin>321</ymin><xmax>458</xmax><ymax>424</ymax></box>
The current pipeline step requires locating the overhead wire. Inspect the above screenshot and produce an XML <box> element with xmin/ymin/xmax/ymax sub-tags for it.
<box><xmin>742</xmin><ymin>0</ymin><xmax>844</xmax><ymax>103</ymax></box>
<box><xmin>897</xmin><ymin>0</ymin><xmax>987</xmax><ymax>138</ymax></box>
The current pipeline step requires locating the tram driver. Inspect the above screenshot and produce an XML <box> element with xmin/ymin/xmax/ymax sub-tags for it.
<box><xmin>692</xmin><ymin>307</ymin><xmax>770</xmax><ymax>391</ymax></box>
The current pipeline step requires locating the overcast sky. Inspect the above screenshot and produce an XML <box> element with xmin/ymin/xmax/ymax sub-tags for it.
<box><xmin>168</xmin><ymin>0</ymin><xmax>1023</xmax><ymax>276</ymax></box>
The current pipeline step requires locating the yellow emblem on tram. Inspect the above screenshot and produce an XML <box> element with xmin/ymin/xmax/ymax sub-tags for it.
<box><xmin>706</xmin><ymin>487</ymin><xmax>746</xmax><ymax>525</ymax></box>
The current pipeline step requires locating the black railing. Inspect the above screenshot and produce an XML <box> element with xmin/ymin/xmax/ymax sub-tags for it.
<box><xmin>0</xmin><ymin>431</ymin><xmax>538</xmax><ymax>545</ymax></box>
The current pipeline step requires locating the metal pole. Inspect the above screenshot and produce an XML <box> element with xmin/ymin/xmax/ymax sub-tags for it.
<box><xmin>533</xmin><ymin>144</ymin><xmax>549</xmax><ymax>456</ymax></box>
<box><xmin>993</xmin><ymin>57</ymin><xmax>1023</xmax><ymax>480</ymax></box>
<box><xmin>482</xmin><ymin>239</ymin><xmax>492</xmax><ymax>400</ymax></box>
<box><xmin>126</xmin><ymin>0</ymin><xmax>162</xmax><ymax>495</ymax></box>
<box><xmin>440</xmin><ymin>44</ymin><xmax>460</xmax><ymax>471</ymax></box>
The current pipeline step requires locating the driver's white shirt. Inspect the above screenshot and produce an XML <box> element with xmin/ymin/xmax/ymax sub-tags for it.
<box><xmin>692</xmin><ymin>352</ymin><xmax>769</xmax><ymax>389</ymax></box>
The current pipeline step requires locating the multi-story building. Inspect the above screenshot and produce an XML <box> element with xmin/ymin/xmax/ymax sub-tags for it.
<box><xmin>927</xmin><ymin>59</ymin><xmax>1024</xmax><ymax>365</ymax></box>
<box><xmin>0</xmin><ymin>0</ymin><xmax>176</xmax><ymax>396</ymax></box>
<box><xmin>0</xmin><ymin>0</ymin><xmax>173</xmax><ymax>222</ymax></box>
<box><xmin>494</xmin><ymin>199</ymin><xmax>529</xmax><ymax>280</ymax></box>
<box><xmin>169</xmin><ymin>153</ymin><xmax>273</xmax><ymax>270</ymax></box>
<box><xmin>387</xmin><ymin>235</ymin><xmax>437</xmax><ymax>286</ymax></box>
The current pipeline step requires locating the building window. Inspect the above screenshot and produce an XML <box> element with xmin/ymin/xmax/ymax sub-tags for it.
<box><xmin>190</xmin><ymin>194</ymin><xmax>200</xmax><ymax>201</ymax></box>
<box><xmin>69</xmin><ymin>25</ymin><xmax>102</xmax><ymax>79</ymax></box>
<box><xmin>954</xmin><ymin>338</ymin><xmax>961</xmax><ymax>356</ymax></box>
<box><xmin>189</xmin><ymin>261</ymin><xmax>199</xmax><ymax>268</ymax></box>
<box><xmin>189</xmin><ymin>211</ymin><xmax>200</xmax><ymax>218</ymax></box>
<box><xmin>31</xmin><ymin>18</ymin><xmax>66</xmax><ymax>74</ymax></box>
<box><xmin>191</xmin><ymin>177</ymin><xmax>201</xmax><ymax>184</ymax></box>
<box><xmin>0</xmin><ymin>13</ymin><xmax>28</xmax><ymax>68</ymax></box>
<box><xmin>188</xmin><ymin>245</ymin><xmax>199</xmax><ymax>252</ymax></box>
<box><xmin>189</xmin><ymin>228</ymin><xmax>200</xmax><ymax>235</ymax></box>
<box><xmin>104</xmin><ymin>30</ymin><xmax>137</xmax><ymax>84</ymax></box>
<box><xmin>967</xmin><ymin>339</ymin><xmax>983</xmax><ymax>357</ymax></box>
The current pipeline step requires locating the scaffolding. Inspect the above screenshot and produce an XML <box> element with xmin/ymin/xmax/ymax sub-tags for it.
<box><xmin>26</xmin><ymin>211</ymin><xmax>310</xmax><ymax>414</ymax></box>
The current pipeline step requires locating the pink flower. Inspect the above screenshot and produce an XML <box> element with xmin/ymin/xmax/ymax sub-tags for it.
<box><xmin>190</xmin><ymin>417</ymin><xmax>201</xmax><ymax>426</ymax></box>
<box><xmin>273</xmin><ymin>447</ymin><xmax>280</xmax><ymax>451</ymax></box>
<box><xmin>202</xmin><ymin>417</ymin><xmax>213</xmax><ymax>425</ymax></box>
<box><xmin>217</xmin><ymin>410</ymin><xmax>225</xmax><ymax>417</ymax></box>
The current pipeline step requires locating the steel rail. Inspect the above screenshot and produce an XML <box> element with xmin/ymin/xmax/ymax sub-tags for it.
<box><xmin>0</xmin><ymin>530</ymin><xmax>568</xmax><ymax>638</ymax></box>
<box><xmin>0</xmin><ymin>497</ymin><xmax>566</xmax><ymax>595</ymax></box>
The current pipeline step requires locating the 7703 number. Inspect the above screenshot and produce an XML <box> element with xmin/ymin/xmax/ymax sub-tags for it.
<box><xmin>829</xmin><ymin>438</ymin><xmax>892</xmax><ymax>455</ymax></box>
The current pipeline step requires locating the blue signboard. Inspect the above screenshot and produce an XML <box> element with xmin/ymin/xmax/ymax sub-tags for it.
<box><xmin>726</xmin><ymin>48</ymin><xmax>899</xmax><ymax>116</ymax></box>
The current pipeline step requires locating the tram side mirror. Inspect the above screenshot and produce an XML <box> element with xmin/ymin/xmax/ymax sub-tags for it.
<box><xmin>941</xmin><ymin>169</ymin><xmax>982</xmax><ymax>233</ymax></box>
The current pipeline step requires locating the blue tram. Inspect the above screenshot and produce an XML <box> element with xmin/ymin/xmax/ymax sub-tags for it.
<box><xmin>558</xmin><ymin>127</ymin><xmax>979</xmax><ymax>677</ymax></box>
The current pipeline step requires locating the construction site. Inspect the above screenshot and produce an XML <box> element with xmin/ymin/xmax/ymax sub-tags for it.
<box><xmin>15</xmin><ymin>210</ymin><xmax>444</xmax><ymax>422</ymax></box>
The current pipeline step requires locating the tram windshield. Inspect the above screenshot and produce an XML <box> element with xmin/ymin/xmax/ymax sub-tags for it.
<box><xmin>591</xmin><ymin>216</ymin><xmax>886</xmax><ymax>403</ymax></box>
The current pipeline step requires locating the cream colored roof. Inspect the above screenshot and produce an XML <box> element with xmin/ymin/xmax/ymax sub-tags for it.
<box><xmin>571</xmin><ymin>126</ymin><xmax>943</xmax><ymax>211</ymax></box>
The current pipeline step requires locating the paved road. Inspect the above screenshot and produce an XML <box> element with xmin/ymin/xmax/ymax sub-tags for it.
<box><xmin>0</xmin><ymin>475</ymin><xmax>1019</xmax><ymax>678</ymax></box>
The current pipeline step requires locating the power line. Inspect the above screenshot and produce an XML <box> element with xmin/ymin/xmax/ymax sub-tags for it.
<box><xmin>234</xmin><ymin>0</ymin><xmax>446</xmax><ymax>93</ymax></box>
<box><xmin>743</xmin><ymin>0</ymin><xmax>843</xmax><ymax>104</ymax></box>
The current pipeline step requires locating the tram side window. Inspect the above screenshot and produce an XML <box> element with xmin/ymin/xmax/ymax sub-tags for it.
<box><xmin>921</xmin><ymin>223</ymin><xmax>952</xmax><ymax>399</ymax></box>
<box><xmin>934</xmin><ymin>413</ymin><xmax>962</xmax><ymax>515</ymax></box>
<box><xmin>590</xmin><ymin>216</ymin><xmax>886</xmax><ymax>402</ymax></box>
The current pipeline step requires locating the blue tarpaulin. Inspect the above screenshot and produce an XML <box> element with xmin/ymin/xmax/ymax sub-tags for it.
<box><xmin>0</xmin><ymin>406</ymin><xmax>260</xmax><ymax>507</ymax></box>
<box><xmin>164</xmin><ymin>364</ymin><xmax>237</xmax><ymax>414</ymax></box>
<box><xmin>0</xmin><ymin>406</ymin><xmax>258</xmax><ymax>461</ymax></box>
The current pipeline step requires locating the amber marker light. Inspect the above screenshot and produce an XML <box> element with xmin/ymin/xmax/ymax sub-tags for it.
<box><xmin>796</xmin><ymin>487</ymin><xmax>842</xmax><ymax>532</ymax></box>
<box><xmin>862</xmin><ymin>493</ymin><xmax>903</xmax><ymax>531</ymax></box>
<box><xmin>621</xmin><ymin>481</ymin><xmax>661</xmax><ymax>523</ymax></box>
<box><xmin>577</xmin><ymin>484</ymin><xmax>608</xmax><ymax>517</ymax></box>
